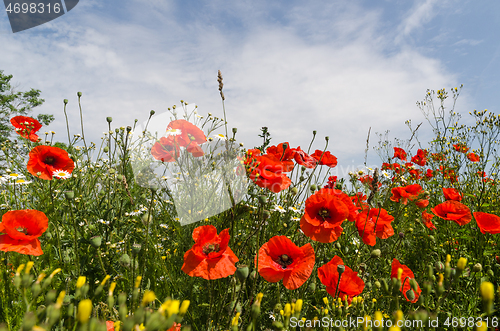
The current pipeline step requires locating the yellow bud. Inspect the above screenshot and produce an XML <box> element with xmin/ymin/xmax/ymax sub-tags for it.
<box><xmin>446</xmin><ymin>254</ymin><xmax>451</xmax><ymax>265</ymax></box>
<box><xmin>255</xmin><ymin>292</ymin><xmax>264</xmax><ymax>305</ymax></box>
<box><xmin>77</xmin><ymin>299</ymin><xmax>92</xmax><ymax>323</ymax></box>
<box><xmin>16</xmin><ymin>264</ymin><xmax>25</xmax><ymax>275</ymax></box>
<box><xmin>480</xmin><ymin>281</ymin><xmax>495</xmax><ymax>301</ymax></box>
<box><xmin>109</xmin><ymin>282</ymin><xmax>117</xmax><ymax>296</ymax></box>
<box><xmin>284</xmin><ymin>303</ymin><xmax>291</xmax><ymax>317</ymax></box>
<box><xmin>394</xmin><ymin>310</ymin><xmax>403</xmax><ymax>322</ymax></box>
<box><xmin>101</xmin><ymin>275</ymin><xmax>111</xmax><ymax>286</ymax></box>
<box><xmin>76</xmin><ymin>276</ymin><xmax>86</xmax><ymax>289</ymax></box>
<box><xmin>438</xmin><ymin>273</ymin><xmax>444</xmax><ymax>285</ymax></box>
<box><xmin>36</xmin><ymin>273</ymin><xmax>46</xmax><ymax>284</ymax></box>
<box><xmin>55</xmin><ymin>290</ymin><xmax>66</xmax><ymax>309</ymax></box>
<box><xmin>295</xmin><ymin>299</ymin><xmax>303</xmax><ymax>312</ymax></box>
<box><xmin>372</xmin><ymin>298</ymin><xmax>377</xmax><ymax>303</ymax></box>
<box><xmin>231</xmin><ymin>312</ymin><xmax>240</xmax><ymax>326</ymax></box>
<box><xmin>291</xmin><ymin>302</ymin><xmax>295</xmax><ymax>314</ymax></box>
<box><xmin>141</xmin><ymin>290</ymin><xmax>156</xmax><ymax>305</ymax></box>
<box><xmin>374</xmin><ymin>311</ymin><xmax>383</xmax><ymax>323</ymax></box>
<box><xmin>280</xmin><ymin>310</ymin><xmax>284</xmax><ymax>316</ymax></box>
<box><xmin>397</xmin><ymin>268</ymin><xmax>403</xmax><ymax>280</ymax></box>
<box><xmin>180</xmin><ymin>300</ymin><xmax>190</xmax><ymax>315</ymax></box>
<box><xmin>134</xmin><ymin>276</ymin><xmax>142</xmax><ymax>288</ymax></box>
<box><xmin>476</xmin><ymin>321</ymin><xmax>488</xmax><ymax>331</ymax></box>
<box><xmin>457</xmin><ymin>257</ymin><xmax>467</xmax><ymax>271</ymax></box>
<box><xmin>323</xmin><ymin>297</ymin><xmax>329</xmax><ymax>305</ymax></box>
<box><xmin>25</xmin><ymin>261</ymin><xmax>34</xmax><ymax>274</ymax></box>
<box><xmin>323</xmin><ymin>308</ymin><xmax>329</xmax><ymax>315</ymax></box>
<box><xmin>50</xmin><ymin>268</ymin><xmax>62</xmax><ymax>278</ymax></box>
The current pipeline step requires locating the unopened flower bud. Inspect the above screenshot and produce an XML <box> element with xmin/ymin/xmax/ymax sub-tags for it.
<box><xmin>106</xmin><ymin>117</ymin><xmax>113</xmax><ymax>123</ymax></box>
<box><xmin>90</xmin><ymin>236</ymin><xmax>102</xmax><ymax>248</ymax></box>
<box><xmin>63</xmin><ymin>99</ymin><xmax>68</xmax><ymax>104</ymax></box>
<box><xmin>371</xmin><ymin>249</ymin><xmax>381</xmax><ymax>258</ymax></box>
<box><xmin>473</xmin><ymin>263</ymin><xmax>482</xmax><ymax>272</ymax></box>
<box><xmin>77</xmin><ymin>92</ymin><xmax>82</xmax><ymax>97</ymax></box>
<box><xmin>150</xmin><ymin>110</ymin><xmax>155</xmax><ymax>116</ymax></box>
<box><xmin>235</xmin><ymin>265</ymin><xmax>249</xmax><ymax>282</ymax></box>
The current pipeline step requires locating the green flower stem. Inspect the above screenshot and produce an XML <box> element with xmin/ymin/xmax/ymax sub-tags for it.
<box><xmin>66</xmin><ymin>197</ymin><xmax>80</xmax><ymax>274</ymax></box>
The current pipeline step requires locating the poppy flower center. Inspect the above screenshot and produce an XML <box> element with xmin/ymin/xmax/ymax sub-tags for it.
<box><xmin>318</xmin><ymin>208</ymin><xmax>330</xmax><ymax>220</ymax></box>
<box><xmin>44</xmin><ymin>156</ymin><xmax>56</xmax><ymax>165</ymax></box>
<box><xmin>202</xmin><ymin>243</ymin><xmax>220</xmax><ymax>255</ymax></box>
<box><xmin>16</xmin><ymin>227</ymin><xmax>28</xmax><ymax>234</ymax></box>
<box><xmin>276</xmin><ymin>254</ymin><xmax>293</xmax><ymax>269</ymax></box>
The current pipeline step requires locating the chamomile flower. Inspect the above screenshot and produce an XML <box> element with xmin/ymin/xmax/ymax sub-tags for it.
<box><xmin>165</xmin><ymin>129</ymin><xmax>181</xmax><ymax>136</ymax></box>
<box><xmin>97</xmin><ymin>219</ymin><xmax>110</xmax><ymax>225</ymax></box>
<box><xmin>273</xmin><ymin>205</ymin><xmax>286</xmax><ymax>213</ymax></box>
<box><xmin>53</xmin><ymin>170</ymin><xmax>72</xmax><ymax>179</ymax></box>
<box><xmin>10</xmin><ymin>179</ymin><xmax>32</xmax><ymax>185</ymax></box>
<box><xmin>213</xmin><ymin>133</ymin><xmax>227</xmax><ymax>140</ymax></box>
<box><xmin>4</xmin><ymin>173</ymin><xmax>25</xmax><ymax>179</ymax></box>
<box><xmin>288</xmin><ymin>206</ymin><xmax>300</xmax><ymax>213</ymax></box>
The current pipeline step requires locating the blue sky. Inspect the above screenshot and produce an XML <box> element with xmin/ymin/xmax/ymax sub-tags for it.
<box><xmin>1</xmin><ymin>0</ymin><xmax>499</xmax><ymax>177</ymax></box>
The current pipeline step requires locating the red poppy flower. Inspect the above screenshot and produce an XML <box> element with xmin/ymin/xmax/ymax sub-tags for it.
<box><xmin>425</xmin><ymin>169</ymin><xmax>434</xmax><ymax>179</ymax></box>
<box><xmin>355</xmin><ymin>208</ymin><xmax>395</xmax><ymax>246</ymax></box>
<box><xmin>390</xmin><ymin>184</ymin><xmax>424</xmax><ymax>205</ymax></box>
<box><xmin>0</xmin><ymin>210</ymin><xmax>49</xmax><ymax>256</ymax></box>
<box><xmin>181</xmin><ymin>225</ymin><xmax>238</xmax><ymax>280</ymax></box>
<box><xmin>411</xmin><ymin>149</ymin><xmax>428</xmax><ymax>166</ymax></box>
<box><xmin>186</xmin><ymin>142</ymin><xmax>204</xmax><ymax>157</ymax></box>
<box><xmin>453</xmin><ymin>144</ymin><xmax>469</xmax><ymax>153</ymax></box>
<box><xmin>466</xmin><ymin>152</ymin><xmax>480</xmax><ymax>162</ymax></box>
<box><xmin>421</xmin><ymin>210</ymin><xmax>436</xmax><ymax>230</ymax></box>
<box><xmin>318</xmin><ymin>256</ymin><xmax>364</xmax><ymax>302</ymax></box>
<box><xmin>256</xmin><ymin>236</ymin><xmax>315</xmax><ymax>290</ymax></box>
<box><xmin>473</xmin><ymin>212</ymin><xmax>500</xmax><ymax>234</ymax></box>
<box><xmin>310</xmin><ymin>150</ymin><xmax>338</xmax><ymax>168</ymax></box>
<box><xmin>431</xmin><ymin>201</ymin><xmax>471</xmax><ymax>226</ymax></box>
<box><xmin>27</xmin><ymin>145</ymin><xmax>75</xmax><ymax>180</ymax></box>
<box><xmin>442</xmin><ymin>187</ymin><xmax>463</xmax><ymax>201</ymax></box>
<box><xmin>323</xmin><ymin>175</ymin><xmax>337</xmax><ymax>189</ymax></box>
<box><xmin>292</xmin><ymin>147</ymin><xmax>317</xmax><ymax>169</ymax></box>
<box><xmin>151</xmin><ymin>136</ymin><xmax>181</xmax><ymax>162</ymax></box>
<box><xmin>300</xmin><ymin>188</ymin><xmax>358</xmax><ymax>243</ymax></box>
<box><xmin>106</xmin><ymin>321</ymin><xmax>114</xmax><ymax>331</ymax></box>
<box><xmin>391</xmin><ymin>259</ymin><xmax>421</xmax><ymax>303</ymax></box>
<box><xmin>266</xmin><ymin>142</ymin><xmax>295</xmax><ymax>172</ymax></box>
<box><xmin>167</xmin><ymin>322</ymin><xmax>182</xmax><ymax>331</ymax></box>
<box><xmin>167</xmin><ymin>119</ymin><xmax>207</xmax><ymax>147</ymax></box>
<box><xmin>10</xmin><ymin>116</ymin><xmax>42</xmax><ymax>142</ymax></box>
<box><xmin>392</xmin><ymin>147</ymin><xmax>407</xmax><ymax>161</ymax></box>
<box><xmin>247</xmin><ymin>154</ymin><xmax>292</xmax><ymax>193</ymax></box>
<box><xmin>415</xmin><ymin>199</ymin><xmax>429</xmax><ymax>208</ymax></box>
<box><xmin>350</xmin><ymin>192</ymin><xmax>369</xmax><ymax>212</ymax></box>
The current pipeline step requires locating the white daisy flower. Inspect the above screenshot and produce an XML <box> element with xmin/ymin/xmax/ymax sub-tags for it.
<box><xmin>272</xmin><ymin>205</ymin><xmax>286</xmax><ymax>213</ymax></box>
<box><xmin>97</xmin><ymin>219</ymin><xmax>110</xmax><ymax>225</ymax></box>
<box><xmin>165</xmin><ymin>128</ymin><xmax>182</xmax><ymax>136</ymax></box>
<box><xmin>129</xmin><ymin>209</ymin><xmax>144</xmax><ymax>216</ymax></box>
<box><xmin>10</xmin><ymin>179</ymin><xmax>32</xmax><ymax>185</ymax></box>
<box><xmin>213</xmin><ymin>133</ymin><xmax>227</xmax><ymax>140</ymax></box>
<box><xmin>4</xmin><ymin>173</ymin><xmax>25</xmax><ymax>179</ymax></box>
<box><xmin>53</xmin><ymin>170</ymin><xmax>72</xmax><ymax>179</ymax></box>
<box><xmin>288</xmin><ymin>206</ymin><xmax>299</xmax><ymax>213</ymax></box>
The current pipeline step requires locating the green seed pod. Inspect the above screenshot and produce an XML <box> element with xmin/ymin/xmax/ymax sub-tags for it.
<box><xmin>63</xmin><ymin>99</ymin><xmax>68</xmax><ymax>104</ymax></box>
<box><xmin>374</xmin><ymin>281</ymin><xmax>381</xmax><ymax>289</ymax></box>
<box><xmin>310</xmin><ymin>184</ymin><xmax>317</xmax><ymax>192</ymax></box>
<box><xmin>106</xmin><ymin>117</ymin><xmax>113</xmax><ymax>123</ymax></box>
<box><xmin>473</xmin><ymin>263</ymin><xmax>482</xmax><ymax>272</ymax></box>
<box><xmin>291</xmin><ymin>187</ymin><xmax>299</xmax><ymax>195</ymax></box>
<box><xmin>308</xmin><ymin>281</ymin><xmax>316</xmax><ymax>292</ymax></box>
<box><xmin>235</xmin><ymin>265</ymin><xmax>249</xmax><ymax>282</ymax></box>
<box><xmin>90</xmin><ymin>236</ymin><xmax>102</xmax><ymax>248</ymax></box>
<box><xmin>117</xmin><ymin>174</ymin><xmax>123</xmax><ymax>181</ymax></box>
<box><xmin>371</xmin><ymin>249</ymin><xmax>381</xmax><ymax>258</ymax></box>
<box><xmin>77</xmin><ymin>92</ymin><xmax>82</xmax><ymax>97</ymax></box>
<box><xmin>64</xmin><ymin>191</ymin><xmax>75</xmax><ymax>199</ymax></box>
<box><xmin>119</xmin><ymin>254</ymin><xmax>131</xmax><ymax>268</ymax></box>
<box><xmin>406</xmin><ymin>289</ymin><xmax>416</xmax><ymax>301</ymax></box>
<box><xmin>257</xmin><ymin>195</ymin><xmax>267</xmax><ymax>204</ymax></box>
<box><xmin>335</xmin><ymin>242</ymin><xmax>341</xmax><ymax>250</ymax></box>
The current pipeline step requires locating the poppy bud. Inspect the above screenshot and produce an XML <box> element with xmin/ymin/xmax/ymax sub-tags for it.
<box><xmin>64</xmin><ymin>191</ymin><xmax>75</xmax><ymax>199</ymax></box>
<box><xmin>429</xmin><ymin>235</ymin><xmax>435</xmax><ymax>241</ymax></box>
<box><xmin>410</xmin><ymin>278</ymin><xmax>418</xmax><ymax>292</ymax></box>
<box><xmin>423</xmin><ymin>282</ymin><xmax>432</xmax><ymax>295</ymax></box>
<box><xmin>63</xmin><ymin>99</ymin><xmax>68</xmax><ymax>104</ymax></box>
<box><xmin>263</xmin><ymin>210</ymin><xmax>271</xmax><ymax>220</ymax></box>
<box><xmin>399</xmin><ymin>232</ymin><xmax>404</xmax><ymax>238</ymax></box>
<box><xmin>90</xmin><ymin>236</ymin><xmax>102</xmax><ymax>248</ymax></box>
<box><xmin>274</xmin><ymin>303</ymin><xmax>283</xmax><ymax>311</ymax></box>
<box><xmin>119</xmin><ymin>254</ymin><xmax>131</xmax><ymax>268</ymax></box>
<box><xmin>235</xmin><ymin>265</ymin><xmax>249</xmax><ymax>282</ymax></box>
<box><xmin>232</xmin><ymin>128</ymin><xmax>237</xmax><ymax>134</ymax></box>
<box><xmin>127</xmin><ymin>126</ymin><xmax>132</xmax><ymax>132</ymax></box>
<box><xmin>381</xmin><ymin>279</ymin><xmax>389</xmax><ymax>294</ymax></box>
<box><xmin>291</xmin><ymin>187</ymin><xmax>298</xmax><ymax>195</ymax></box>
<box><xmin>46</xmin><ymin>289</ymin><xmax>57</xmax><ymax>304</ymax></box>
<box><xmin>106</xmin><ymin>117</ymin><xmax>113</xmax><ymax>123</ymax></box>
<box><xmin>250</xmin><ymin>270</ymin><xmax>257</xmax><ymax>280</ymax></box>
<box><xmin>308</xmin><ymin>281</ymin><xmax>316</xmax><ymax>292</ymax></box>
<box><xmin>257</xmin><ymin>195</ymin><xmax>267</xmax><ymax>204</ymax></box>
<box><xmin>150</xmin><ymin>110</ymin><xmax>155</xmax><ymax>116</ymax></box>
<box><xmin>310</xmin><ymin>184</ymin><xmax>317</xmax><ymax>192</ymax></box>
<box><xmin>335</xmin><ymin>242</ymin><xmax>341</xmax><ymax>250</ymax></box>
<box><xmin>435</xmin><ymin>261</ymin><xmax>444</xmax><ymax>272</ymax></box>
<box><xmin>370</xmin><ymin>249</ymin><xmax>381</xmax><ymax>258</ymax></box>
<box><xmin>313</xmin><ymin>130</ymin><xmax>317</xmax><ymax>135</ymax></box>
<box><xmin>77</xmin><ymin>92</ymin><xmax>82</xmax><ymax>97</ymax></box>
<box><xmin>473</xmin><ymin>263</ymin><xmax>482</xmax><ymax>272</ymax></box>
<box><xmin>374</xmin><ymin>281</ymin><xmax>381</xmax><ymax>289</ymax></box>
<box><xmin>117</xmin><ymin>174</ymin><xmax>123</xmax><ymax>181</ymax></box>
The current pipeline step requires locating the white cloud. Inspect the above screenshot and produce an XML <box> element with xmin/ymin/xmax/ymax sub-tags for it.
<box><xmin>0</xmin><ymin>0</ymin><xmax>460</xmax><ymax>172</ymax></box>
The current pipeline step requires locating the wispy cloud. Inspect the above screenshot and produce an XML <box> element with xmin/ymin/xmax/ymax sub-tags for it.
<box><xmin>0</xmin><ymin>0</ymin><xmax>460</xmax><ymax>170</ymax></box>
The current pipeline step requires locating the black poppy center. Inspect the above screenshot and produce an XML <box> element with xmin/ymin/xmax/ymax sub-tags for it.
<box><xmin>276</xmin><ymin>254</ymin><xmax>293</xmax><ymax>269</ymax></box>
<box><xmin>44</xmin><ymin>156</ymin><xmax>56</xmax><ymax>165</ymax></box>
<box><xmin>203</xmin><ymin>243</ymin><xmax>220</xmax><ymax>255</ymax></box>
<box><xmin>318</xmin><ymin>207</ymin><xmax>330</xmax><ymax>220</ymax></box>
